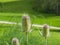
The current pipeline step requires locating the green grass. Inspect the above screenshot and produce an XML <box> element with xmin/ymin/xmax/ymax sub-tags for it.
<box><xmin>0</xmin><ymin>13</ymin><xmax>60</xmax><ymax>45</ymax></box>
<box><xmin>0</xmin><ymin>0</ymin><xmax>33</xmax><ymax>13</ymax></box>
<box><xmin>0</xmin><ymin>0</ymin><xmax>17</xmax><ymax>2</ymax></box>
<box><xmin>0</xmin><ymin>0</ymin><xmax>60</xmax><ymax>45</ymax></box>
<box><xmin>0</xmin><ymin>13</ymin><xmax>60</xmax><ymax>26</ymax></box>
<box><xmin>0</xmin><ymin>24</ymin><xmax>60</xmax><ymax>45</ymax></box>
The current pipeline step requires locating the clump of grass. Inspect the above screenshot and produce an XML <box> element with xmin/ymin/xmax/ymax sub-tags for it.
<box><xmin>12</xmin><ymin>37</ymin><xmax>20</xmax><ymax>45</ymax></box>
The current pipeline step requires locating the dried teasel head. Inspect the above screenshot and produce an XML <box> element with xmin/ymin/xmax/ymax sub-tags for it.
<box><xmin>12</xmin><ymin>38</ymin><xmax>20</xmax><ymax>45</ymax></box>
<box><xmin>42</xmin><ymin>24</ymin><xmax>50</xmax><ymax>38</ymax></box>
<box><xmin>22</xmin><ymin>14</ymin><xmax>31</xmax><ymax>32</ymax></box>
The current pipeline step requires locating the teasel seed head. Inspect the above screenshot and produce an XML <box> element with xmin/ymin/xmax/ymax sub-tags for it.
<box><xmin>42</xmin><ymin>24</ymin><xmax>50</xmax><ymax>38</ymax></box>
<box><xmin>22</xmin><ymin>14</ymin><xmax>31</xmax><ymax>32</ymax></box>
<box><xmin>12</xmin><ymin>38</ymin><xmax>20</xmax><ymax>45</ymax></box>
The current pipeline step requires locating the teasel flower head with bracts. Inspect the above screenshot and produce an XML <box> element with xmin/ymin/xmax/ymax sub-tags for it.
<box><xmin>22</xmin><ymin>14</ymin><xmax>31</xmax><ymax>32</ymax></box>
<box><xmin>12</xmin><ymin>38</ymin><xmax>20</xmax><ymax>45</ymax></box>
<box><xmin>42</xmin><ymin>24</ymin><xmax>50</xmax><ymax>39</ymax></box>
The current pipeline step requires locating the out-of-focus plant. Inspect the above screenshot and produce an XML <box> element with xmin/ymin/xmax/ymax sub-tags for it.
<box><xmin>22</xmin><ymin>13</ymin><xmax>31</xmax><ymax>45</ymax></box>
<box><xmin>12</xmin><ymin>38</ymin><xmax>20</xmax><ymax>45</ymax></box>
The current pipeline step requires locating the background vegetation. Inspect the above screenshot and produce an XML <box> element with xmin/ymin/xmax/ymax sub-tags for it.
<box><xmin>0</xmin><ymin>0</ymin><xmax>60</xmax><ymax>45</ymax></box>
<box><xmin>32</xmin><ymin>0</ymin><xmax>60</xmax><ymax>14</ymax></box>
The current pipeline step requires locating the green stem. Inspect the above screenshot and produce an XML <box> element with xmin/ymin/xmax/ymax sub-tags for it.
<box><xmin>45</xmin><ymin>37</ymin><xmax>47</xmax><ymax>45</ymax></box>
<box><xmin>26</xmin><ymin>32</ymin><xmax>28</xmax><ymax>45</ymax></box>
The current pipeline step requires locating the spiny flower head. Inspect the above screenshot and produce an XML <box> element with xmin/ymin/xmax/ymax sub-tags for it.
<box><xmin>42</xmin><ymin>24</ymin><xmax>50</xmax><ymax>38</ymax></box>
<box><xmin>22</xmin><ymin>14</ymin><xmax>31</xmax><ymax>32</ymax></box>
<box><xmin>12</xmin><ymin>38</ymin><xmax>20</xmax><ymax>45</ymax></box>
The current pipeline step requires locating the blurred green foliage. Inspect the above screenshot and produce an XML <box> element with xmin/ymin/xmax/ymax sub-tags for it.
<box><xmin>32</xmin><ymin>0</ymin><xmax>60</xmax><ymax>14</ymax></box>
